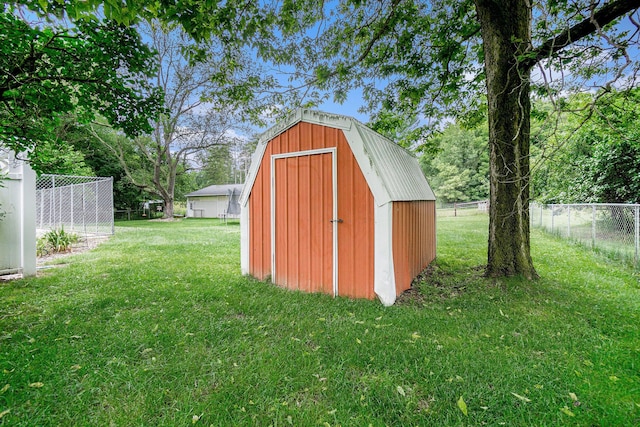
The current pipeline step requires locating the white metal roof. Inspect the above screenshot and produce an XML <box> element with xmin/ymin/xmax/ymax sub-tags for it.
<box><xmin>186</xmin><ymin>183</ymin><xmax>243</xmax><ymax>198</ymax></box>
<box><xmin>241</xmin><ymin>109</ymin><xmax>435</xmax><ymax>207</ymax></box>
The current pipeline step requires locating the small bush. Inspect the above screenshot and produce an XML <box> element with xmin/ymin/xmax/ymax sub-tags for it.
<box><xmin>37</xmin><ymin>227</ymin><xmax>79</xmax><ymax>255</ymax></box>
<box><xmin>36</xmin><ymin>236</ymin><xmax>50</xmax><ymax>257</ymax></box>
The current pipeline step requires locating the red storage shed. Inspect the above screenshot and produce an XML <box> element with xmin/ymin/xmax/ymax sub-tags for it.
<box><xmin>240</xmin><ymin>109</ymin><xmax>436</xmax><ymax>306</ymax></box>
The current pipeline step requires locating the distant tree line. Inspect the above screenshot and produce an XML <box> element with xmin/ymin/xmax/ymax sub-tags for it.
<box><xmin>419</xmin><ymin>89</ymin><xmax>640</xmax><ymax>206</ymax></box>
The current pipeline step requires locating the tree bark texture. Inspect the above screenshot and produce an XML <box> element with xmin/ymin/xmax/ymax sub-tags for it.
<box><xmin>474</xmin><ymin>0</ymin><xmax>537</xmax><ymax>278</ymax></box>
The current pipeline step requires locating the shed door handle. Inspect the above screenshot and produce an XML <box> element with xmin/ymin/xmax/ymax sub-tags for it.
<box><xmin>329</xmin><ymin>218</ymin><xmax>343</xmax><ymax>223</ymax></box>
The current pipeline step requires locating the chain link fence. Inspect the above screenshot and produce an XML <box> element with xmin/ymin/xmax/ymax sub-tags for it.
<box><xmin>530</xmin><ymin>203</ymin><xmax>639</xmax><ymax>266</ymax></box>
<box><xmin>36</xmin><ymin>174</ymin><xmax>114</xmax><ymax>237</ymax></box>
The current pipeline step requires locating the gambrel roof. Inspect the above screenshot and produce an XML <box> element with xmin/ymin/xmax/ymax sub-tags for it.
<box><xmin>240</xmin><ymin>109</ymin><xmax>435</xmax><ymax>207</ymax></box>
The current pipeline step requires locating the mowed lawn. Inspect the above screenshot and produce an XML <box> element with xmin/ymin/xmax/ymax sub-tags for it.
<box><xmin>1</xmin><ymin>216</ymin><xmax>638</xmax><ymax>426</ymax></box>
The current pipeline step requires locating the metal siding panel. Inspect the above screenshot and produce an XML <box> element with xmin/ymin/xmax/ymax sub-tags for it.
<box><xmin>250</xmin><ymin>120</ymin><xmax>377</xmax><ymax>300</ymax></box>
<box><xmin>392</xmin><ymin>201</ymin><xmax>437</xmax><ymax>294</ymax></box>
<box><xmin>274</xmin><ymin>157</ymin><xmax>286</xmax><ymax>285</ymax></box>
<box><xmin>301</xmin><ymin>122</ymin><xmax>312</xmax><ymax>152</ymax></box>
<box><xmin>291</xmin><ymin>123</ymin><xmax>301</xmax><ymax>152</ymax></box>
<box><xmin>322</xmin><ymin>153</ymin><xmax>333</xmax><ymax>290</ymax></box>
<box><xmin>274</xmin><ymin>153</ymin><xmax>333</xmax><ymax>294</ymax></box>
<box><xmin>299</xmin><ymin>155</ymin><xmax>311</xmax><ymax>291</ymax></box>
<box><xmin>309</xmin><ymin>156</ymin><xmax>321</xmax><ymax>293</ymax></box>
<box><xmin>261</xmin><ymin>144</ymin><xmax>272</xmax><ymax>279</ymax></box>
<box><xmin>392</xmin><ymin>203</ymin><xmax>407</xmax><ymax>294</ymax></box>
<box><xmin>312</xmin><ymin>124</ymin><xmax>325</xmax><ymax>150</ymax></box>
<box><xmin>336</xmin><ymin>133</ymin><xmax>375</xmax><ymax>300</ymax></box>
<box><xmin>249</xmin><ymin>141</ymin><xmax>273</xmax><ymax>280</ymax></box>
<box><xmin>289</xmin><ymin>157</ymin><xmax>299</xmax><ymax>287</ymax></box>
<box><xmin>338</xmin><ymin>138</ymin><xmax>354</xmax><ymax>297</ymax></box>
<box><xmin>353</xmin><ymin>123</ymin><xmax>436</xmax><ymax>202</ymax></box>
<box><xmin>249</xmin><ymin>159</ymin><xmax>259</xmax><ymax>277</ymax></box>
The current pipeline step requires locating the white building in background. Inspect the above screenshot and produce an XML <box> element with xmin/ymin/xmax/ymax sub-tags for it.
<box><xmin>0</xmin><ymin>148</ymin><xmax>36</xmax><ymax>277</ymax></box>
<box><xmin>185</xmin><ymin>183</ymin><xmax>243</xmax><ymax>218</ymax></box>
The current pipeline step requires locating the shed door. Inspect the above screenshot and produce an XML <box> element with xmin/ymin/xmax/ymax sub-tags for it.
<box><xmin>271</xmin><ymin>148</ymin><xmax>337</xmax><ymax>295</ymax></box>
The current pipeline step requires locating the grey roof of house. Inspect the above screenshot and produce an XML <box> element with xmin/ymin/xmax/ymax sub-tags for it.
<box><xmin>185</xmin><ymin>183</ymin><xmax>244</xmax><ymax>197</ymax></box>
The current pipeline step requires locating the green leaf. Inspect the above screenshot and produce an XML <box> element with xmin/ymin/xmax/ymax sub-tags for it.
<box><xmin>560</xmin><ymin>406</ymin><xmax>575</xmax><ymax>417</ymax></box>
<box><xmin>396</xmin><ymin>385</ymin><xmax>406</xmax><ymax>397</ymax></box>
<box><xmin>457</xmin><ymin>396</ymin><xmax>468</xmax><ymax>416</ymax></box>
<box><xmin>37</xmin><ymin>0</ymin><xmax>49</xmax><ymax>12</ymax></box>
<box><xmin>511</xmin><ymin>392</ymin><xmax>531</xmax><ymax>402</ymax></box>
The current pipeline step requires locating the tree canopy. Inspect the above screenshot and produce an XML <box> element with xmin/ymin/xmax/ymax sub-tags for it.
<box><xmin>0</xmin><ymin>8</ymin><xmax>164</xmax><ymax>168</ymax></box>
<box><xmin>532</xmin><ymin>89</ymin><xmax>640</xmax><ymax>204</ymax></box>
<box><xmin>421</xmin><ymin>124</ymin><xmax>489</xmax><ymax>204</ymax></box>
<box><xmin>90</xmin><ymin>22</ymin><xmax>252</xmax><ymax>218</ymax></box>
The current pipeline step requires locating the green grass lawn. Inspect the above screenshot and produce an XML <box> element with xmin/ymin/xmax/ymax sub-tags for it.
<box><xmin>1</xmin><ymin>216</ymin><xmax>638</xmax><ymax>426</ymax></box>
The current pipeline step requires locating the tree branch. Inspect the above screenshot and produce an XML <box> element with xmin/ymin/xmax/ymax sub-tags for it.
<box><xmin>524</xmin><ymin>0</ymin><xmax>640</xmax><ymax>69</ymax></box>
<box><xmin>88</xmin><ymin>124</ymin><xmax>155</xmax><ymax>193</ymax></box>
<box><xmin>355</xmin><ymin>0</ymin><xmax>403</xmax><ymax>64</ymax></box>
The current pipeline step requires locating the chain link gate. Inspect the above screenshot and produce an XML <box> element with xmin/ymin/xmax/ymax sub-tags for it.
<box><xmin>36</xmin><ymin>174</ymin><xmax>114</xmax><ymax>237</ymax></box>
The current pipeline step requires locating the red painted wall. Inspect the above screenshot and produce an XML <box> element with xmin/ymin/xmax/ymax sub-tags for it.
<box><xmin>248</xmin><ymin>122</ymin><xmax>376</xmax><ymax>299</ymax></box>
<box><xmin>392</xmin><ymin>200</ymin><xmax>437</xmax><ymax>294</ymax></box>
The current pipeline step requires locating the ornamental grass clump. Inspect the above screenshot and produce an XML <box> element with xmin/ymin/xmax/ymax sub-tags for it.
<box><xmin>37</xmin><ymin>227</ymin><xmax>79</xmax><ymax>256</ymax></box>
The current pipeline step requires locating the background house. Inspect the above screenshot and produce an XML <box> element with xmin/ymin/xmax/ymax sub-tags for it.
<box><xmin>185</xmin><ymin>184</ymin><xmax>243</xmax><ymax>218</ymax></box>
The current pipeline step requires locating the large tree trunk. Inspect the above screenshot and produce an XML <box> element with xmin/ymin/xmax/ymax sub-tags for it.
<box><xmin>161</xmin><ymin>158</ymin><xmax>177</xmax><ymax>219</ymax></box>
<box><xmin>164</xmin><ymin>198</ymin><xmax>174</xmax><ymax>218</ymax></box>
<box><xmin>474</xmin><ymin>0</ymin><xmax>537</xmax><ymax>278</ymax></box>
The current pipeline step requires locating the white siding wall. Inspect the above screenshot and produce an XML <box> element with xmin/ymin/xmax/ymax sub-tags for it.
<box><xmin>187</xmin><ymin>196</ymin><xmax>228</xmax><ymax>218</ymax></box>
<box><xmin>1</xmin><ymin>150</ymin><xmax>36</xmax><ymax>276</ymax></box>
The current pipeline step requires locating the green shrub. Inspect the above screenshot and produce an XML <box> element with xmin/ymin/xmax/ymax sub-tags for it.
<box><xmin>36</xmin><ymin>236</ymin><xmax>50</xmax><ymax>256</ymax></box>
<box><xmin>173</xmin><ymin>200</ymin><xmax>187</xmax><ymax>216</ymax></box>
<box><xmin>38</xmin><ymin>227</ymin><xmax>79</xmax><ymax>255</ymax></box>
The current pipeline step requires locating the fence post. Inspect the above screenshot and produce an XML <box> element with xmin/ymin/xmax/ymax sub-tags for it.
<box><xmin>51</xmin><ymin>175</ymin><xmax>55</xmax><ymax>230</ymax></box>
<box><xmin>58</xmin><ymin>184</ymin><xmax>62</xmax><ymax>230</ymax></box>
<box><xmin>592</xmin><ymin>205</ymin><xmax>596</xmax><ymax>249</ymax></box>
<box><xmin>635</xmin><ymin>205</ymin><xmax>639</xmax><ymax>267</ymax></box>
<box><xmin>531</xmin><ymin>203</ymin><xmax>535</xmax><ymax>227</ymax></box>
<box><xmin>454</xmin><ymin>202</ymin><xmax>457</xmax><ymax>217</ymax></box>
<box><xmin>95</xmin><ymin>180</ymin><xmax>99</xmax><ymax>234</ymax></box>
<box><xmin>551</xmin><ymin>204</ymin><xmax>555</xmax><ymax>233</ymax></box>
<box><xmin>38</xmin><ymin>189</ymin><xmax>43</xmax><ymax>229</ymax></box>
<box><xmin>567</xmin><ymin>205</ymin><xmax>571</xmax><ymax>238</ymax></box>
<box><xmin>70</xmin><ymin>184</ymin><xmax>74</xmax><ymax>232</ymax></box>
<box><xmin>540</xmin><ymin>203</ymin><xmax>543</xmax><ymax>228</ymax></box>
<box><xmin>110</xmin><ymin>177</ymin><xmax>115</xmax><ymax>235</ymax></box>
<box><xmin>82</xmin><ymin>183</ymin><xmax>86</xmax><ymax>234</ymax></box>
